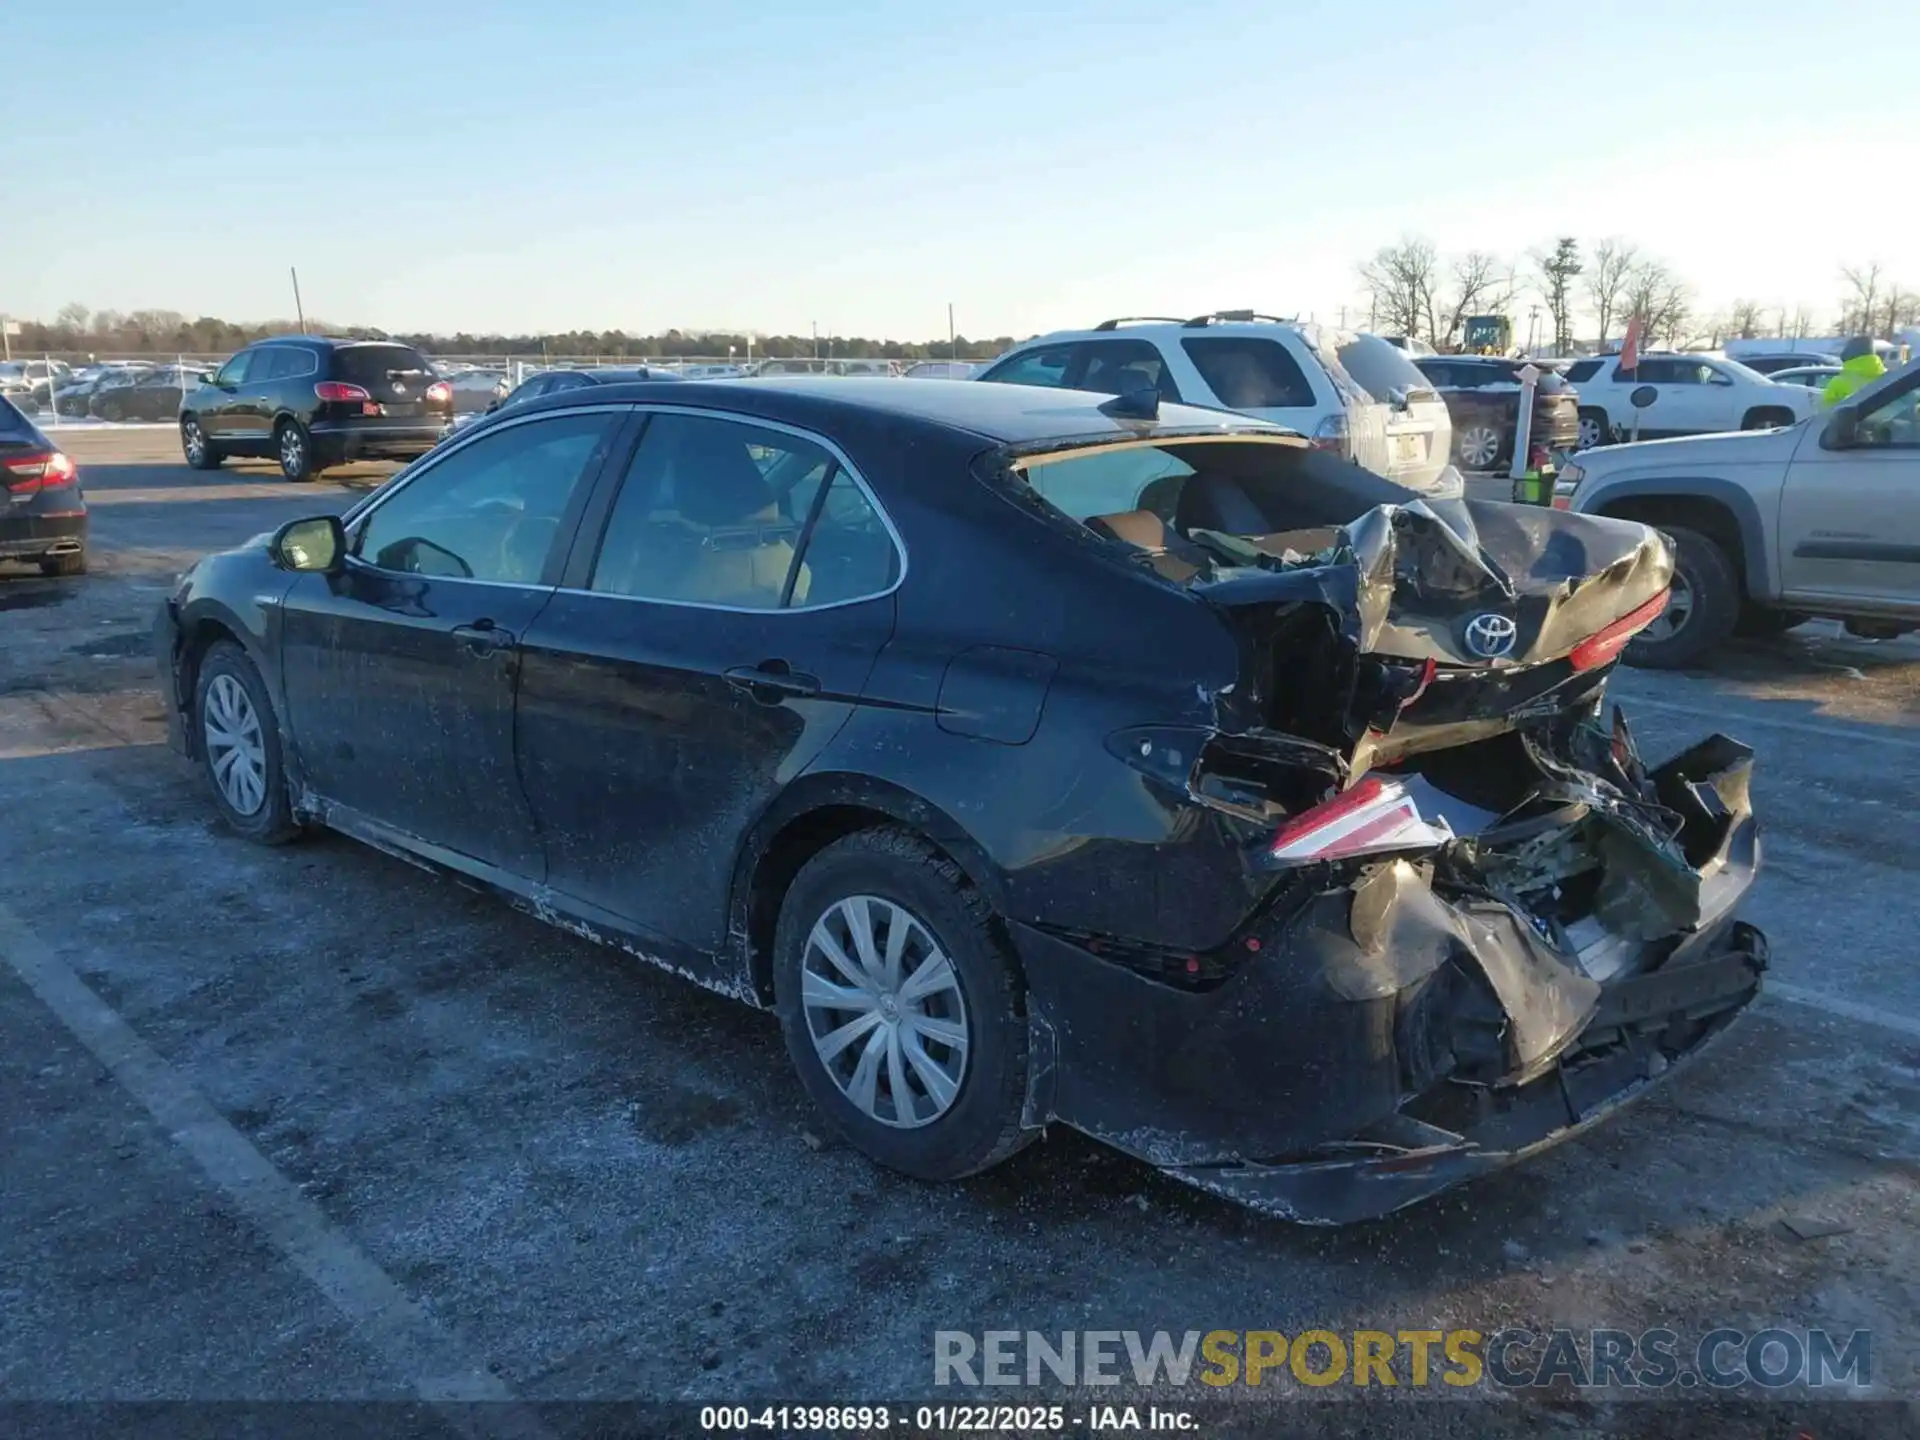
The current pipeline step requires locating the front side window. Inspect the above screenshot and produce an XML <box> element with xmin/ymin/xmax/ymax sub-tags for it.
<box><xmin>213</xmin><ymin>352</ymin><xmax>253</xmax><ymax>387</ymax></box>
<box><xmin>1183</xmin><ymin>336</ymin><xmax>1318</xmax><ymax>408</ymax></box>
<box><xmin>354</xmin><ymin>411</ymin><xmax>616</xmax><ymax>583</ymax></box>
<box><xmin>979</xmin><ymin>346</ymin><xmax>1073</xmax><ymax>389</ymax></box>
<box><xmin>1854</xmin><ymin>377</ymin><xmax>1920</xmax><ymax>448</ymax></box>
<box><xmin>589</xmin><ymin>413</ymin><xmax>897</xmax><ymax>609</ymax></box>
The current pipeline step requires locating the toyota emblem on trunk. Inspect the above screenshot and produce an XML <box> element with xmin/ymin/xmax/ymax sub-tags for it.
<box><xmin>1463</xmin><ymin>612</ymin><xmax>1518</xmax><ymax>659</ymax></box>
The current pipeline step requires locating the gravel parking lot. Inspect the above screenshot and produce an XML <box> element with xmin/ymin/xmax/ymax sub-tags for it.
<box><xmin>3</xmin><ymin>431</ymin><xmax>1917</xmax><ymax>1435</ymax></box>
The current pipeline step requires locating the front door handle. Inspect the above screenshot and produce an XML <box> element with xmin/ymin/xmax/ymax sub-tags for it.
<box><xmin>724</xmin><ymin>661</ymin><xmax>821</xmax><ymax>704</ymax></box>
<box><xmin>452</xmin><ymin>620</ymin><xmax>515</xmax><ymax>658</ymax></box>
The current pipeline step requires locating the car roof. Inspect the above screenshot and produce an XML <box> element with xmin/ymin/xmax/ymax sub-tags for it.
<box><xmin>496</xmin><ymin>375</ymin><xmax>1297</xmax><ymax>445</ymax></box>
<box><xmin>1015</xmin><ymin>317</ymin><xmax>1350</xmax><ymax>348</ymax></box>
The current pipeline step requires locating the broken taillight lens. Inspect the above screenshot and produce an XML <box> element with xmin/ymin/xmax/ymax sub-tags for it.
<box><xmin>1269</xmin><ymin>776</ymin><xmax>1453</xmax><ymax>864</ymax></box>
<box><xmin>1568</xmin><ymin>590</ymin><xmax>1670</xmax><ymax>671</ymax></box>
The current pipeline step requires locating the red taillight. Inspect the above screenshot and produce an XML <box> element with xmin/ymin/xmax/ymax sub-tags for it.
<box><xmin>3</xmin><ymin>450</ymin><xmax>76</xmax><ymax>495</ymax></box>
<box><xmin>1568</xmin><ymin>590</ymin><xmax>1670</xmax><ymax>671</ymax></box>
<box><xmin>1269</xmin><ymin>776</ymin><xmax>1452</xmax><ymax>864</ymax></box>
<box><xmin>1310</xmin><ymin>413</ymin><xmax>1348</xmax><ymax>454</ymax></box>
<box><xmin>314</xmin><ymin>381</ymin><xmax>371</xmax><ymax>403</ymax></box>
<box><xmin>424</xmin><ymin>381</ymin><xmax>451</xmax><ymax>404</ymax></box>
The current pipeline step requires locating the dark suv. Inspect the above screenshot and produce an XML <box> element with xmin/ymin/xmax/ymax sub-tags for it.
<box><xmin>179</xmin><ymin>337</ymin><xmax>454</xmax><ymax>481</ymax></box>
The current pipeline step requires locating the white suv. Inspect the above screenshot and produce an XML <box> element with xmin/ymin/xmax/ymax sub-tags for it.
<box><xmin>1563</xmin><ymin>351</ymin><xmax>1818</xmax><ymax>451</ymax></box>
<box><xmin>974</xmin><ymin>313</ymin><xmax>1456</xmax><ymax>490</ymax></box>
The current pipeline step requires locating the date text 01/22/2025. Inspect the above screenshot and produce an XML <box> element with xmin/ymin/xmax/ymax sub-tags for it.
<box><xmin>699</xmin><ymin>1404</ymin><xmax>1197</xmax><ymax>1432</ymax></box>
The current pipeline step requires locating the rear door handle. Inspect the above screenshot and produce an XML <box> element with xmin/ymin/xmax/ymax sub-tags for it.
<box><xmin>453</xmin><ymin>620</ymin><xmax>515</xmax><ymax>658</ymax></box>
<box><xmin>724</xmin><ymin>661</ymin><xmax>821</xmax><ymax>704</ymax></box>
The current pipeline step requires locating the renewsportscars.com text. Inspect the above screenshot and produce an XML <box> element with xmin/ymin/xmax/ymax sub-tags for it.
<box><xmin>934</xmin><ymin>1328</ymin><xmax>1871</xmax><ymax>1391</ymax></box>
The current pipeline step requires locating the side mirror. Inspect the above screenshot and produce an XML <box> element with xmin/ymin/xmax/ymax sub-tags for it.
<box><xmin>270</xmin><ymin>515</ymin><xmax>347</xmax><ymax>574</ymax></box>
<box><xmin>1629</xmin><ymin>385</ymin><xmax>1659</xmax><ymax>410</ymax></box>
<box><xmin>1823</xmin><ymin>407</ymin><xmax>1858</xmax><ymax>449</ymax></box>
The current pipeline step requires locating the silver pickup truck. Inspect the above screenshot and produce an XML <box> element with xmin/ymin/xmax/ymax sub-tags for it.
<box><xmin>1561</xmin><ymin>359</ymin><xmax>1920</xmax><ymax>667</ymax></box>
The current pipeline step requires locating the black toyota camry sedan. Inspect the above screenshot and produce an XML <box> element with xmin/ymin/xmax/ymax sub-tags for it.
<box><xmin>156</xmin><ymin>378</ymin><xmax>1766</xmax><ymax>1223</ymax></box>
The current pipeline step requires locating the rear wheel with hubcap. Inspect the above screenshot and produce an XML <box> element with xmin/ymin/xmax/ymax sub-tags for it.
<box><xmin>775</xmin><ymin>828</ymin><xmax>1033</xmax><ymax>1181</ymax></box>
<box><xmin>181</xmin><ymin>416</ymin><xmax>223</xmax><ymax>470</ymax></box>
<box><xmin>1576</xmin><ymin>410</ymin><xmax>1609</xmax><ymax>450</ymax></box>
<box><xmin>276</xmin><ymin>419</ymin><xmax>317</xmax><ymax>482</ymax></box>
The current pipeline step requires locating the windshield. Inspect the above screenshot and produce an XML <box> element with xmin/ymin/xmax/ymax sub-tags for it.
<box><xmin>1715</xmin><ymin>357</ymin><xmax>1775</xmax><ymax>385</ymax></box>
<box><xmin>1005</xmin><ymin>437</ymin><xmax>1421</xmax><ymax>575</ymax></box>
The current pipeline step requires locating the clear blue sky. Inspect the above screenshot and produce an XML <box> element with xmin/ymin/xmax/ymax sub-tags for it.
<box><xmin>6</xmin><ymin>0</ymin><xmax>1916</xmax><ymax>340</ymax></box>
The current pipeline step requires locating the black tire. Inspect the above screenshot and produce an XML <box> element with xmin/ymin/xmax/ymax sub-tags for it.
<box><xmin>1741</xmin><ymin>407</ymin><xmax>1794</xmax><ymax>431</ymax></box>
<box><xmin>1736</xmin><ymin>604</ymin><xmax>1809</xmax><ymax>639</ymax></box>
<box><xmin>1626</xmin><ymin>525</ymin><xmax>1740</xmax><ymax>670</ymax></box>
<box><xmin>180</xmin><ymin>416</ymin><xmax>224</xmax><ymax>470</ymax></box>
<box><xmin>275</xmin><ymin>418</ymin><xmax>317</xmax><ymax>482</ymax></box>
<box><xmin>1576</xmin><ymin>408</ymin><xmax>1610</xmax><ymax>450</ymax></box>
<box><xmin>773</xmin><ymin>827</ymin><xmax>1034</xmax><ymax>1182</ymax></box>
<box><xmin>193</xmin><ymin>641</ymin><xmax>302</xmax><ymax>844</ymax></box>
<box><xmin>98</xmin><ymin>398</ymin><xmax>122</xmax><ymax>422</ymax></box>
<box><xmin>38</xmin><ymin>550</ymin><xmax>86</xmax><ymax>577</ymax></box>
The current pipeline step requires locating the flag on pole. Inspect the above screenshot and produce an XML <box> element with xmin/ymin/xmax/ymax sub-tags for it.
<box><xmin>1618</xmin><ymin>313</ymin><xmax>1644</xmax><ymax>374</ymax></box>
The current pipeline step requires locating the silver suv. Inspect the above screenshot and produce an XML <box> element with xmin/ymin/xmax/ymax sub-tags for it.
<box><xmin>975</xmin><ymin>313</ymin><xmax>1456</xmax><ymax>490</ymax></box>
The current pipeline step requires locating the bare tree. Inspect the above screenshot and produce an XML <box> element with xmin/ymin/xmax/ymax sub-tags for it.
<box><xmin>1586</xmin><ymin>239</ymin><xmax>1639</xmax><ymax>345</ymax></box>
<box><xmin>1533</xmin><ymin>238</ymin><xmax>1582</xmax><ymax>351</ymax></box>
<box><xmin>1785</xmin><ymin>304</ymin><xmax>1815</xmax><ymax>339</ymax></box>
<box><xmin>1359</xmin><ymin>238</ymin><xmax>1441</xmax><ymax>342</ymax></box>
<box><xmin>1725</xmin><ymin>298</ymin><xmax>1764</xmax><ymax>340</ymax></box>
<box><xmin>1621</xmin><ymin>260</ymin><xmax>1691</xmax><ymax>346</ymax></box>
<box><xmin>1435</xmin><ymin>251</ymin><xmax>1519</xmax><ymax>349</ymax></box>
<box><xmin>1890</xmin><ymin>288</ymin><xmax>1920</xmax><ymax>331</ymax></box>
<box><xmin>1838</xmin><ymin>263</ymin><xmax>1885</xmax><ymax>335</ymax></box>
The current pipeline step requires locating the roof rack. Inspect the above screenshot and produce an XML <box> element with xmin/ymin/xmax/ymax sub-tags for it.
<box><xmin>1091</xmin><ymin>316</ymin><xmax>1188</xmax><ymax>331</ymax></box>
<box><xmin>1181</xmin><ymin>310</ymin><xmax>1299</xmax><ymax>328</ymax></box>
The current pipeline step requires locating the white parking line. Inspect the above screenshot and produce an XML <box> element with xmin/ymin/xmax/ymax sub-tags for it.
<box><xmin>1767</xmin><ymin>982</ymin><xmax>1920</xmax><ymax>1042</ymax></box>
<box><xmin>0</xmin><ymin>902</ymin><xmax>554</xmax><ymax>1439</ymax></box>
<box><xmin>1614</xmin><ymin>693</ymin><xmax>1920</xmax><ymax>754</ymax></box>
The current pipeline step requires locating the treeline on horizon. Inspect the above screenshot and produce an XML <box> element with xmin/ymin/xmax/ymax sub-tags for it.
<box><xmin>12</xmin><ymin>305</ymin><xmax>1020</xmax><ymax>361</ymax></box>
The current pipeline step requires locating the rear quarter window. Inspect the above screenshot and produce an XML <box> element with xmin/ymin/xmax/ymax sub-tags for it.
<box><xmin>1182</xmin><ymin>337</ymin><xmax>1316</xmax><ymax>408</ymax></box>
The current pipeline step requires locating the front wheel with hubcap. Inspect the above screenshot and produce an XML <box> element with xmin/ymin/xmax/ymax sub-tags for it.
<box><xmin>181</xmin><ymin>416</ymin><xmax>223</xmax><ymax>470</ymax></box>
<box><xmin>194</xmin><ymin>641</ymin><xmax>301</xmax><ymax>843</ymax></box>
<box><xmin>1454</xmin><ymin>421</ymin><xmax>1504</xmax><ymax>471</ymax></box>
<box><xmin>775</xmin><ymin>828</ymin><xmax>1033</xmax><ymax>1181</ymax></box>
<box><xmin>275</xmin><ymin>419</ymin><xmax>317</xmax><ymax>482</ymax></box>
<box><xmin>1625</xmin><ymin>525</ymin><xmax>1740</xmax><ymax>669</ymax></box>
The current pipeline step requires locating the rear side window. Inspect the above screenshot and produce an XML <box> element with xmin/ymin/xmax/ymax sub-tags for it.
<box><xmin>1332</xmin><ymin>334</ymin><xmax>1435</xmax><ymax>402</ymax></box>
<box><xmin>1183</xmin><ymin>337</ymin><xmax>1317</xmax><ymax>408</ymax></box>
<box><xmin>1073</xmin><ymin>340</ymin><xmax>1183</xmax><ymax>403</ymax></box>
<box><xmin>1564</xmin><ymin>359</ymin><xmax>1602</xmax><ymax>383</ymax></box>
<box><xmin>979</xmin><ymin>346</ymin><xmax>1073</xmax><ymax>388</ymax></box>
<box><xmin>589</xmin><ymin>413</ymin><xmax>897</xmax><ymax>610</ymax></box>
<box><xmin>331</xmin><ymin>345</ymin><xmax>435</xmax><ymax>387</ymax></box>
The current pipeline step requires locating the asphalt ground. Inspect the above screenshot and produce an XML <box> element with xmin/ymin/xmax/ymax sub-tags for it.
<box><xmin>2</xmin><ymin>428</ymin><xmax>1916</xmax><ymax>1437</ymax></box>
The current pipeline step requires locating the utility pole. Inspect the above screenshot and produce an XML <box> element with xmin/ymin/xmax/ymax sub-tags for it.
<box><xmin>948</xmin><ymin>302</ymin><xmax>956</xmax><ymax>361</ymax></box>
<box><xmin>290</xmin><ymin>267</ymin><xmax>307</xmax><ymax>333</ymax></box>
<box><xmin>812</xmin><ymin>321</ymin><xmax>819</xmax><ymax>360</ymax></box>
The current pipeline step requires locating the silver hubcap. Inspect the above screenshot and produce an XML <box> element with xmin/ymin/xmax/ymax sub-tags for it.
<box><xmin>801</xmin><ymin>895</ymin><xmax>969</xmax><ymax>1129</ymax></box>
<box><xmin>203</xmin><ymin>673</ymin><xmax>267</xmax><ymax>816</ymax></box>
<box><xmin>1639</xmin><ymin>571</ymin><xmax>1695</xmax><ymax>645</ymax></box>
<box><xmin>1578</xmin><ymin>417</ymin><xmax>1603</xmax><ymax>449</ymax></box>
<box><xmin>183</xmin><ymin>423</ymin><xmax>204</xmax><ymax>462</ymax></box>
<box><xmin>281</xmin><ymin>428</ymin><xmax>303</xmax><ymax>471</ymax></box>
<box><xmin>1460</xmin><ymin>425</ymin><xmax>1501</xmax><ymax>468</ymax></box>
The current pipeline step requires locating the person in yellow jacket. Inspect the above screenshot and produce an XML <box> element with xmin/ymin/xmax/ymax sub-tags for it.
<box><xmin>1822</xmin><ymin>336</ymin><xmax>1888</xmax><ymax>407</ymax></box>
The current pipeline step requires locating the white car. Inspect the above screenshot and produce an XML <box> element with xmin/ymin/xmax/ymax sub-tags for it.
<box><xmin>1562</xmin><ymin>352</ymin><xmax>1818</xmax><ymax>450</ymax></box>
<box><xmin>974</xmin><ymin>313</ymin><xmax>1455</xmax><ymax>491</ymax></box>
<box><xmin>904</xmin><ymin>360</ymin><xmax>979</xmax><ymax>379</ymax></box>
<box><xmin>1769</xmin><ymin>365</ymin><xmax>1843</xmax><ymax>390</ymax></box>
